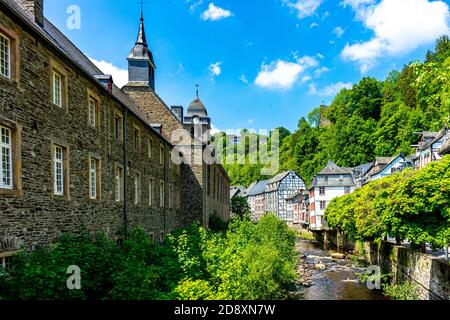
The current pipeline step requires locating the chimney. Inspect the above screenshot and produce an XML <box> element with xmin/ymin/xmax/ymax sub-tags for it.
<box><xmin>20</xmin><ymin>0</ymin><xmax>44</xmax><ymax>26</ymax></box>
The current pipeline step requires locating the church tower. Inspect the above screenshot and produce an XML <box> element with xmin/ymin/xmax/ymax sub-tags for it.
<box><xmin>127</xmin><ymin>12</ymin><xmax>156</xmax><ymax>90</ymax></box>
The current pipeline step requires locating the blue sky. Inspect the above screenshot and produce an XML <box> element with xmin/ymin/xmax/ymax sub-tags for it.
<box><xmin>44</xmin><ymin>0</ymin><xmax>450</xmax><ymax>132</ymax></box>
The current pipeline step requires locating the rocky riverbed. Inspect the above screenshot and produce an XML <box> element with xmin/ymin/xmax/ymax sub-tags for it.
<box><xmin>295</xmin><ymin>239</ymin><xmax>389</xmax><ymax>300</ymax></box>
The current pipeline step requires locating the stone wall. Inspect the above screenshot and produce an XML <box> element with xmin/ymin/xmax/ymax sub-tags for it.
<box><xmin>364</xmin><ymin>241</ymin><xmax>450</xmax><ymax>300</ymax></box>
<box><xmin>0</xmin><ymin>7</ymin><xmax>181</xmax><ymax>252</ymax></box>
<box><xmin>122</xmin><ymin>85</ymin><xmax>231</xmax><ymax>227</ymax></box>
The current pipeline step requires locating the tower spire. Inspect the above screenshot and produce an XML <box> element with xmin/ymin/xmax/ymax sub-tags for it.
<box><xmin>127</xmin><ymin>0</ymin><xmax>155</xmax><ymax>89</ymax></box>
<box><xmin>196</xmin><ymin>84</ymin><xmax>199</xmax><ymax>98</ymax></box>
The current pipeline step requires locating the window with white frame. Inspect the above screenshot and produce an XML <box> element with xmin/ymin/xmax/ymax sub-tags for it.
<box><xmin>320</xmin><ymin>201</ymin><xmax>326</xmax><ymax>210</ymax></box>
<box><xmin>0</xmin><ymin>256</ymin><xmax>12</xmax><ymax>272</ymax></box>
<box><xmin>53</xmin><ymin>71</ymin><xmax>63</xmax><ymax>107</ymax></box>
<box><xmin>148</xmin><ymin>178</ymin><xmax>154</xmax><ymax>206</ymax></box>
<box><xmin>89</xmin><ymin>158</ymin><xmax>100</xmax><ymax>200</ymax></box>
<box><xmin>0</xmin><ymin>32</ymin><xmax>10</xmax><ymax>78</ymax></box>
<box><xmin>88</xmin><ymin>97</ymin><xmax>98</xmax><ymax>128</ymax></box>
<box><xmin>0</xmin><ymin>126</ymin><xmax>13</xmax><ymax>189</ymax></box>
<box><xmin>319</xmin><ymin>187</ymin><xmax>325</xmax><ymax>196</ymax></box>
<box><xmin>134</xmin><ymin>174</ymin><xmax>141</xmax><ymax>205</ymax></box>
<box><xmin>115</xmin><ymin>165</ymin><xmax>122</xmax><ymax>203</ymax></box>
<box><xmin>53</xmin><ymin>145</ymin><xmax>64</xmax><ymax>195</ymax></box>
<box><xmin>159</xmin><ymin>181</ymin><xmax>164</xmax><ymax>207</ymax></box>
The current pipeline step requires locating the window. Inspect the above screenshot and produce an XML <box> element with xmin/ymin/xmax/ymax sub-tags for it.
<box><xmin>149</xmin><ymin>233</ymin><xmax>155</xmax><ymax>242</ymax></box>
<box><xmin>0</xmin><ymin>255</ymin><xmax>12</xmax><ymax>272</ymax></box>
<box><xmin>148</xmin><ymin>178</ymin><xmax>154</xmax><ymax>206</ymax></box>
<box><xmin>0</xmin><ymin>32</ymin><xmax>10</xmax><ymax>78</ymax></box>
<box><xmin>169</xmin><ymin>185</ymin><xmax>173</xmax><ymax>209</ymax></box>
<box><xmin>53</xmin><ymin>71</ymin><xmax>63</xmax><ymax>107</ymax></box>
<box><xmin>88</xmin><ymin>97</ymin><xmax>99</xmax><ymax>128</ymax></box>
<box><xmin>115</xmin><ymin>165</ymin><xmax>123</xmax><ymax>203</ymax></box>
<box><xmin>159</xmin><ymin>181</ymin><xmax>164</xmax><ymax>207</ymax></box>
<box><xmin>0</xmin><ymin>126</ymin><xmax>12</xmax><ymax>189</ymax></box>
<box><xmin>148</xmin><ymin>138</ymin><xmax>153</xmax><ymax>159</ymax></box>
<box><xmin>114</xmin><ymin>112</ymin><xmax>123</xmax><ymax>143</ymax></box>
<box><xmin>134</xmin><ymin>126</ymin><xmax>141</xmax><ymax>151</ymax></box>
<box><xmin>89</xmin><ymin>158</ymin><xmax>100</xmax><ymax>200</ymax></box>
<box><xmin>53</xmin><ymin>145</ymin><xmax>64</xmax><ymax>195</ymax></box>
<box><xmin>159</xmin><ymin>145</ymin><xmax>164</xmax><ymax>165</ymax></box>
<box><xmin>134</xmin><ymin>174</ymin><xmax>141</xmax><ymax>205</ymax></box>
<box><xmin>319</xmin><ymin>187</ymin><xmax>325</xmax><ymax>196</ymax></box>
<box><xmin>325</xmin><ymin>175</ymin><xmax>329</xmax><ymax>182</ymax></box>
<box><xmin>160</xmin><ymin>231</ymin><xmax>165</xmax><ymax>243</ymax></box>
<box><xmin>320</xmin><ymin>201</ymin><xmax>326</xmax><ymax>210</ymax></box>
<box><xmin>345</xmin><ymin>186</ymin><xmax>351</xmax><ymax>195</ymax></box>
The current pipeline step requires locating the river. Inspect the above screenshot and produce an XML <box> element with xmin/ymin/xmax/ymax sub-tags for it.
<box><xmin>295</xmin><ymin>239</ymin><xmax>390</xmax><ymax>300</ymax></box>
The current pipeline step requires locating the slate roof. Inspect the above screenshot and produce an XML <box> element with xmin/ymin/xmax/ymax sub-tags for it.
<box><xmin>230</xmin><ymin>186</ymin><xmax>245</xmax><ymax>198</ymax></box>
<box><xmin>374</xmin><ymin>157</ymin><xmax>394</xmax><ymax>165</ymax></box>
<box><xmin>267</xmin><ymin>171</ymin><xmax>292</xmax><ymax>184</ymax></box>
<box><xmin>2</xmin><ymin>0</ymin><xmax>171</xmax><ymax>146</ymax></box>
<box><xmin>247</xmin><ymin>180</ymin><xmax>268</xmax><ymax>197</ymax></box>
<box><xmin>242</xmin><ymin>181</ymin><xmax>257</xmax><ymax>197</ymax></box>
<box><xmin>317</xmin><ymin>161</ymin><xmax>353</xmax><ymax>175</ymax></box>
<box><xmin>352</xmin><ymin>162</ymin><xmax>373</xmax><ymax>176</ymax></box>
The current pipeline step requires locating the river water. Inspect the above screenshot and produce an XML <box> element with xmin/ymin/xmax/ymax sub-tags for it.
<box><xmin>295</xmin><ymin>239</ymin><xmax>389</xmax><ymax>300</ymax></box>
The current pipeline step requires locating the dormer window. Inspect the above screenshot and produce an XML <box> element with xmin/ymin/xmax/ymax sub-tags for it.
<box><xmin>0</xmin><ymin>32</ymin><xmax>10</xmax><ymax>78</ymax></box>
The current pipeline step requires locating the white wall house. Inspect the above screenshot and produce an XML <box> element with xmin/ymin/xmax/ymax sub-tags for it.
<box><xmin>370</xmin><ymin>154</ymin><xmax>413</xmax><ymax>181</ymax></box>
<box><xmin>411</xmin><ymin>129</ymin><xmax>449</xmax><ymax>169</ymax></box>
<box><xmin>309</xmin><ymin>161</ymin><xmax>356</xmax><ymax>231</ymax></box>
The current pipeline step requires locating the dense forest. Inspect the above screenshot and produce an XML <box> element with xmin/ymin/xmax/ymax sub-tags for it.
<box><xmin>220</xmin><ymin>36</ymin><xmax>450</xmax><ymax>187</ymax></box>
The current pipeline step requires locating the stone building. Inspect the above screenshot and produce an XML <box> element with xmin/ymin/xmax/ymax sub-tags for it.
<box><xmin>0</xmin><ymin>0</ymin><xmax>230</xmax><ymax>264</ymax></box>
<box><xmin>122</xmin><ymin>11</ymin><xmax>230</xmax><ymax>226</ymax></box>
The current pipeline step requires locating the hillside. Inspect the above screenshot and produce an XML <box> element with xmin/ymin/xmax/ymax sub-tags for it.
<box><xmin>220</xmin><ymin>36</ymin><xmax>450</xmax><ymax>187</ymax></box>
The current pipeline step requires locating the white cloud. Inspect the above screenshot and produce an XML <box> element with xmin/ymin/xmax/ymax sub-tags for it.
<box><xmin>333</xmin><ymin>26</ymin><xmax>345</xmax><ymax>38</ymax></box>
<box><xmin>309</xmin><ymin>82</ymin><xmax>353</xmax><ymax>97</ymax></box>
<box><xmin>301</xmin><ymin>75</ymin><xmax>312</xmax><ymax>83</ymax></box>
<box><xmin>314</xmin><ymin>66</ymin><xmax>330</xmax><ymax>77</ymax></box>
<box><xmin>341</xmin><ymin>0</ymin><xmax>450</xmax><ymax>73</ymax></box>
<box><xmin>239</xmin><ymin>74</ymin><xmax>249</xmax><ymax>84</ymax></box>
<box><xmin>283</xmin><ymin>0</ymin><xmax>322</xmax><ymax>19</ymax></box>
<box><xmin>340</xmin><ymin>0</ymin><xmax>374</xmax><ymax>10</ymax></box>
<box><xmin>310</xmin><ymin>22</ymin><xmax>319</xmax><ymax>28</ymax></box>
<box><xmin>316</xmin><ymin>53</ymin><xmax>325</xmax><ymax>59</ymax></box>
<box><xmin>211</xmin><ymin>124</ymin><xmax>222</xmax><ymax>135</ymax></box>
<box><xmin>255</xmin><ymin>55</ymin><xmax>318</xmax><ymax>90</ymax></box>
<box><xmin>209</xmin><ymin>61</ymin><xmax>222</xmax><ymax>77</ymax></box>
<box><xmin>202</xmin><ymin>3</ymin><xmax>233</xmax><ymax>21</ymax></box>
<box><xmin>89</xmin><ymin>57</ymin><xmax>128</xmax><ymax>88</ymax></box>
<box><xmin>185</xmin><ymin>0</ymin><xmax>204</xmax><ymax>13</ymax></box>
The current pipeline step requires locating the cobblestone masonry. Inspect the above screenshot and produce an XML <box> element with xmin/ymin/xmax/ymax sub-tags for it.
<box><xmin>0</xmin><ymin>6</ymin><xmax>184</xmax><ymax>252</ymax></box>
